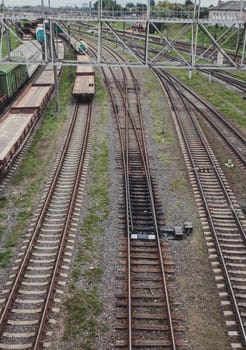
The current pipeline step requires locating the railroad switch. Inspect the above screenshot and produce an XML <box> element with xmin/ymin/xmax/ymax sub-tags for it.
<box><xmin>174</xmin><ymin>226</ymin><xmax>183</xmax><ymax>239</ymax></box>
<box><xmin>131</xmin><ymin>233</ymin><xmax>156</xmax><ymax>240</ymax></box>
<box><xmin>160</xmin><ymin>222</ymin><xmax>193</xmax><ymax>240</ymax></box>
<box><xmin>161</xmin><ymin>226</ymin><xmax>175</xmax><ymax>236</ymax></box>
<box><xmin>183</xmin><ymin>222</ymin><xmax>193</xmax><ymax>235</ymax></box>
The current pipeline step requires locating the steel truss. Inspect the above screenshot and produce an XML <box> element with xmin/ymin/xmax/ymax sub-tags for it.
<box><xmin>0</xmin><ymin>1</ymin><xmax>245</xmax><ymax>71</ymax></box>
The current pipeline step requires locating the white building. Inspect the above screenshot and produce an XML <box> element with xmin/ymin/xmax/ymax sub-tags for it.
<box><xmin>209</xmin><ymin>1</ymin><xmax>246</xmax><ymax>22</ymax></box>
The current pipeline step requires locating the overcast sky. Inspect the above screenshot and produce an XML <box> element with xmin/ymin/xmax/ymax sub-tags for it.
<box><xmin>4</xmin><ymin>0</ymin><xmax>218</xmax><ymax>8</ymax></box>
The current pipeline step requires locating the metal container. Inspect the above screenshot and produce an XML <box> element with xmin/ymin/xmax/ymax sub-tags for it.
<box><xmin>0</xmin><ymin>64</ymin><xmax>28</xmax><ymax>98</ymax></box>
<box><xmin>0</xmin><ymin>112</ymin><xmax>37</xmax><ymax>167</ymax></box>
<box><xmin>70</xmin><ymin>37</ymin><xmax>87</xmax><ymax>54</ymax></box>
<box><xmin>72</xmin><ymin>55</ymin><xmax>95</xmax><ymax>100</ymax></box>
<box><xmin>11</xmin><ymin>85</ymin><xmax>53</xmax><ymax>114</ymax></box>
<box><xmin>36</xmin><ymin>24</ymin><xmax>45</xmax><ymax>43</ymax></box>
<box><xmin>33</xmin><ymin>70</ymin><xmax>55</xmax><ymax>86</ymax></box>
<box><xmin>10</xmin><ymin>40</ymin><xmax>42</xmax><ymax>78</ymax></box>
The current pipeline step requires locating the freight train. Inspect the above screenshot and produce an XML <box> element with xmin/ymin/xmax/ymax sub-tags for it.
<box><xmin>0</xmin><ymin>42</ymin><xmax>64</xmax><ymax>170</ymax></box>
<box><xmin>35</xmin><ymin>23</ymin><xmax>64</xmax><ymax>43</ymax></box>
<box><xmin>36</xmin><ymin>24</ymin><xmax>46</xmax><ymax>43</ymax></box>
<box><xmin>0</xmin><ymin>40</ymin><xmax>42</xmax><ymax>110</ymax></box>
<box><xmin>72</xmin><ymin>54</ymin><xmax>95</xmax><ymax>101</ymax></box>
<box><xmin>70</xmin><ymin>37</ymin><xmax>87</xmax><ymax>54</ymax></box>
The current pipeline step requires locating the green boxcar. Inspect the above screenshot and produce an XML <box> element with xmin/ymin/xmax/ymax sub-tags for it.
<box><xmin>0</xmin><ymin>64</ymin><xmax>28</xmax><ymax>98</ymax></box>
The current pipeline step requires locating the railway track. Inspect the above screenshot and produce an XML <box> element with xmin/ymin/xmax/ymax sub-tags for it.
<box><xmin>155</xmin><ymin>70</ymin><xmax>246</xmax><ymax>167</ymax></box>
<box><xmin>200</xmin><ymin>69</ymin><xmax>246</xmax><ymax>93</ymax></box>
<box><xmin>88</xmin><ymin>42</ymin><xmax>186</xmax><ymax>348</ymax></box>
<box><xmin>105</xmin><ymin>34</ymin><xmax>246</xmax><ymax>167</ymax></box>
<box><xmin>0</xmin><ymin>101</ymin><xmax>92</xmax><ymax>349</ymax></box>
<box><xmin>78</xmin><ymin>25</ymin><xmax>246</xmax><ymax>93</ymax></box>
<box><xmin>99</xmin><ymin>33</ymin><xmax>246</xmax><ymax>168</ymax></box>
<box><xmin>159</xmin><ymin>74</ymin><xmax>246</xmax><ymax>348</ymax></box>
<box><xmin>124</xmin><ymin>36</ymin><xmax>246</xmax><ymax>93</ymax></box>
<box><xmin>88</xmin><ymin>36</ymin><xmax>246</xmax><ymax>347</ymax></box>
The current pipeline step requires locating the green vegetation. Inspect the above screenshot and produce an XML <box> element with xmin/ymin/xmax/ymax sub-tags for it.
<box><xmin>0</xmin><ymin>213</ymin><xmax>7</xmax><ymax>220</ymax></box>
<box><xmin>143</xmin><ymin>70</ymin><xmax>175</xmax><ymax>149</ymax></box>
<box><xmin>0</xmin><ymin>225</ymin><xmax>6</xmax><ymax>236</ymax></box>
<box><xmin>0</xmin><ymin>250</ymin><xmax>12</xmax><ymax>268</ymax></box>
<box><xmin>227</xmin><ymin>70</ymin><xmax>246</xmax><ymax>82</ymax></box>
<box><xmin>13</xmin><ymin>68</ymin><xmax>74</xmax><ymax>184</ymax></box>
<box><xmin>0</xmin><ymin>195</ymin><xmax>7</xmax><ymax>208</ymax></box>
<box><xmin>2</xmin><ymin>31</ymin><xmax>21</xmax><ymax>57</ymax></box>
<box><xmin>63</xmin><ymin>74</ymin><xmax>110</xmax><ymax>349</ymax></box>
<box><xmin>64</xmin><ymin>289</ymin><xmax>104</xmax><ymax>346</ymax></box>
<box><xmin>183</xmin><ymin>25</ymin><xmax>244</xmax><ymax>52</ymax></box>
<box><xmin>170</xmin><ymin>178</ymin><xmax>186</xmax><ymax>191</ymax></box>
<box><xmin>93</xmin><ymin>0</ymin><xmax>122</xmax><ymax>11</ymax></box>
<box><xmin>0</xmin><ymin>67</ymin><xmax>74</xmax><ymax>267</ymax></box>
<box><xmin>170</xmin><ymin>69</ymin><xmax>246</xmax><ymax>128</ymax></box>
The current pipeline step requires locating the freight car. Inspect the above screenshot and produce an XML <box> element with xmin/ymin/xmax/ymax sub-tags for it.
<box><xmin>10</xmin><ymin>40</ymin><xmax>42</xmax><ymax>78</ymax></box>
<box><xmin>0</xmin><ymin>41</ymin><xmax>42</xmax><ymax>108</ymax></box>
<box><xmin>0</xmin><ymin>63</ymin><xmax>28</xmax><ymax>99</ymax></box>
<box><xmin>55</xmin><ymin>40</ymin><xmax>65</xmax><ymax>60</ymax></box>
<box><xmin>0</xmin><ymin>95</ymin><xmax>7</xmax><ymax>106</ymax></box>
<box><xmin>0</xmin><ymin>94</ymin><xmax>8</xmax><ymax>112</ymax></box>
<box><xmin>11</xmin><ymin>85</ymin><xmax>53</xmax><ymax>114</ymax></box>
<box><xmin>72</xmin><ymin>54</ymin><xmax>95</xmax><ymax>101</ymax></box>
<box><xmin>33</xmin><ymin>66</ymin><xmax>62</xmax><ymax>86</ymax></box>
<box><xmin>0</xmin><ymin>42</ymin><xmax>64</xmax><ymax>171</ymax></box>
<box><xmin>32</xmin><ymin>39</ymin><xmax>64</xmax><ymax>87</ymax></box>
<box><xmin>36</xmin><ymin>22</ymin><xmax>63</xmax><ymax>43</ymax></box>
<box><xmin>70</xmin><ymin>37</ymin><xmax>87</xmax><ymax>54</ymax></box>
<box><xmin>0</xmin><ymin>112</ymin><xmax>37</xmax><ymax>168</ymax></box>
<box><xmin>0</xmin><ymin>85</ymin><xmax>53</xmax><ymax>170</ymax></box>
<box><xmin>36</xmin><ymin>24</ymin><xmax>47</xmax><ymax>43</ymax></box>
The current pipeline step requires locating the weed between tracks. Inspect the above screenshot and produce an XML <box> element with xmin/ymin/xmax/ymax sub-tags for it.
<box><xmin>141</xmin><ymin>67</ymin><xmax>232</xmax><ymax>349</ymax></box>
<box><xmin>0</xmin><ymin>67</ymin><xmax>74</xmax><ymax>267</ymax></box>
<box><xmin>170</xmin><ymin>69</ymin><xmax>246</xmax><ymax>129</ymax></box>
<box><xmin>63</xmin><ymin>74</ymin><xmax>110</xmax><ymax>349</ymax></box>
<box><xmin>143</xmin><ymin>69</ymin><xmax>178</xmax><ymax>165</ymax></box>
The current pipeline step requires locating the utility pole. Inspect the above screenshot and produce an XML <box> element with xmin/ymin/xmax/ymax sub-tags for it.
<box><xmin>144</xmin><ymin>0</ymin><xmax>150</xmax><ymax>65</ymax></box>
<box><xmin>50</xmin><ymin>20</ymin><xmax>60</xmax><ymax>113</ymax></box>
<box><xmin>97</xmin><ymin>0</ymin><xmax>102</xmax><ymax>63</ymax></box>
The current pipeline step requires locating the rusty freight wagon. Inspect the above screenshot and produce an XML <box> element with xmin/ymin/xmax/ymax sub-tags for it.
<box><xmin>11</xmin><ymin>85</ymin><xmax>53</xmax><ymax>114</ymax></box>
<box><xmin>72</xmin><ymin>54</ymin><xmax>95</xmax><ymax>101</ymax></box>
<box><xmin>0</xmin><ymin>64</ymin><xmax>28</xmax><ymax>99</ymax></box>
<box><xmin>0</xmin><ymin>112</ymin><xmax>37</xmax><ymax>168</ymax></box>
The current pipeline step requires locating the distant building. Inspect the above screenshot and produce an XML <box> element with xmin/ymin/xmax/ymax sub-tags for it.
<box><xmin>209</xmin><ymin>1</ymin><xmax>246</xmax><ymax>22</ymax></box>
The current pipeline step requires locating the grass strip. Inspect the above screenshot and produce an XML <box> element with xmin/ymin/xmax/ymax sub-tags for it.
<box><xmin>0</xmin><ymin>67</ymin><xmax>74</xmax><ymax>267</ymax></box>
<box><xmin>63</xmin><ymin>73</ymin><xmax>110</xmax><ymax>349</ymax></box>
<box><xmin>170</xmin><ymin>69</ymin><xmax>246</xmax><ymax>128</ymax></box>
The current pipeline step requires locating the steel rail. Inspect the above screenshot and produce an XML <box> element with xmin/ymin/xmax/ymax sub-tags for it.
<box><xmin>92</xmin><ymin>44</ymin><xmax>134</xmax><ymax>347</ymax></box>
<box><xmin>97</xmin><ymin>42</ymin><xmax>177</xmax><ymax>349</ymax></box>
<box><xmin>104</xmin><ymin>61</ymin><xmax>135</xmax><ymax>350</ymax></box>
<box><xmin>88</xmin><ymin>37</ymin><xmax>178</xmax><ymax>348</ymax></box>
<box><xmin>156</xmin><ymin>69</ymin><xmax>246</xmax><ymax>166</ymax></box>
<box><xmin>129</xmin><ymin>68</ymin><xmax>177</xmax><ymax>349</ymax></box>
<box><xmin>162</xmin><ymin>71</ymin><xmax>246</xmax><ymax>242</ymax></box>
<box><xmin>106</xmin><ymin>71</ymin><xmax>133</xmax><ymax>349</ymax></box>
<box><xmin>34</xmin><ymin>102</ymin><xmax>92</xmax><ymax>349</ymax></box>
<box><xmin>88</xmin><ymin>27</ymin><xmax>246</xmax><ymax>92</ymax></box>
<box><xmin>163</xmin><ymin>70</ymin><xmax>246</xmax><ymax>146</ymax></box>
<box><xmin>0</xmin><ymin>102</ymin><xmax>79</xmax><ymax>334</ymax></box>
<box><xmin>159</xmin><ymin>73</ymin><xmax>246</xmax><ymax>345</ymax></box>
